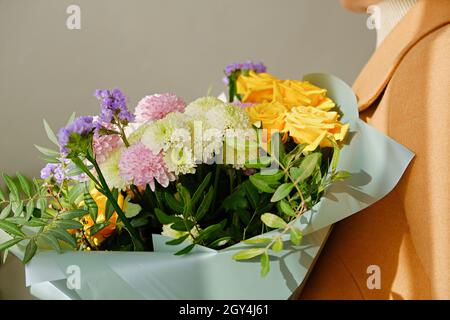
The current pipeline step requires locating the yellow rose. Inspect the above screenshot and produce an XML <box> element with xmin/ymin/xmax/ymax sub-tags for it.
<box><xmin>284</xmin><ymin>106</ymin><xmax>349</xmax><ymax>152</ymax></box>
<box><xmin>246</xmin><ymin>101</ymin><xmax>287</xmax><ymax>132</ymax></box>
<box><xmin>236</xmin><ymin>71</ymin><xmax>335</xmax><ymax>111</ymax></box>
<box><xmin>79</xmin><ymin>189</ymin><xmax>125</xmax><ymax>247</ymax></box>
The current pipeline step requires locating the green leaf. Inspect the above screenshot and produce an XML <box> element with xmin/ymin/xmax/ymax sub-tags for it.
<box><xmin>177</xmin><ymin>184</ymin><xmax>192</xmax><ymax>217</ymax></box>
<box><xmin>331</xmin><ymin>140</ymin><xmax>340</xmax><ymax>172</ymax></box>
<box><xmin>38</xmin><ymin>197</ymin><xmax>48</xmax><ymax>212</ymax></box>
<box><xmin>49</xmin><ymin>228</ymin><xmax>76</xmax><ymax>247</ymax></box>
<box><xmin>249</xmin><ymin>175</ymin><xmax>276</xmax><ymax>193</ymax></box>
<box><xmin>43</xmin><ymin>119</ymin><xmax>60</xmax><ymax>147</ymax></box>
<box><xmin>11</xmin><ymin>195</ymin><xmax>23</xmax><ymax>216</ymax></box>
<box><xmin>290</xmin><ymin>227</ymin><xmax>303</xmax><ymax>246</ymax></box>
<box><xmin>261</xmin><ymin>213</ymin><xmax>287</xmax><ymax>229</ymax></box>
<box><xmin>23</xmin><ymin>239</ymin><xmax>37</xmax><ymax>264</ymax></box>
<box><xmin>84</xmin><ymin>189</ymin><xmax>98</xmax><ymax>223</ymax></box>
<box><xmin>245</xmin><ymin>156</ymin><xmax>272</xmax><ymax>169</ymax></box>
<box><xmin>2</xmin><ymin>174</ymin><xmax>19</xmax><ymax>199</ymax></box>
<box><xmin>40</xmin><ymin>233</ymin><xmax>61</xmax><ymax>253</ymax></box>
<box><xmin>155</xmin><ymin>208</ymin><xmax>180</xmax><ymax>225</ymax></box>
<box><xmin>270</xmin><ymin>183</ymin><xmax>294</xmax><ymax>202</ymax></box>
<box><xmin>332</xmin><ymin>171</ymin><xmax>352</xmax><ymax>181</ymax></box>
<box><xmin>0</xmin><ymin>187</ymin><xmax>5</xmax><ymax>201</ymax></box>
<box><xmin>260</xmin><ymin>252</ymin><xmax>270</xmax><ymax>277</ymax></box>
<box><xmin>253</xmin><ymin>170</ymin><xmax>285</xmax><ymax>184</ymax></box>
<box><xmin>16</xmin><ymin>173</ymin><xmax>32</xmax><ymax>198</ymax></box>
<box><xmin>191</xmin><ymin>172</ymin><xmax>212</xmax><ymax>207</ymax></box>
<box><xmin>130</xmin><ymin>215</ymin><xmax>149</xmax><ymax>228</ymax></box>
<box><xmin>285</xmin><ymin>143</ymin><xmax>307</xmax><ymax>166</ymax></box>
<box><xmin>242</xmin><ymin>181</ymin><xmax>259</xmax><ymax>209</ymax></box>
<box><xmin>88</xmin><ymin>222</ymin><xmax>110</xmax><ymax>236</ymax></box>
<box><xmin>278</xmin><ymin>199</ymin><xmax>296</xmax><ymax>217</ymax></box>
<box><xmin>222</xmin><ymin>188</ymin><xmax>248</xmax><ymax>212</ymax></box>
<box><xmin>232</xmin><ymin>248</ymin><xmax>265</xmax><ymax>260</ymax></box>
<box><xmin>209</xmin><ymin>236</ymin><xmax>231</xmax><ymax>248</ymax></box>
<box><xmin>164</xmin><ymin>192</ymin><xmax>184</xmax><ymax>214</ymax></box>
<box><xmin>290</xmin><ymin>153</ymin><xmax>321</xmax><ymax>184</ymax></box>
<box><xmin>124</xmin><ymin>198</ymin><xmax>142</xmax><ymax>218</ymax></box>
<box><xmin>55</xmin><ymin>220</ymin><xmax>83</xmax><ymax>230</ymax></box>
<box><xmin>196</xmin><ymin>220</ymin><xmax>225</xmax><ymax>242</ymax></box>
<box><xmin>25</xmin><ymin>200</ymin><xmax>34</xmax><ymax>220</ymax></box>
<box><xmin>243</xmin><ymin>237</ymin><xmax>273</xmax><ymax>244</ymax></box>
<box><xmin>105</xmin><ymin>188</ymin><xmax>118</xmax><ymax>221</ymax></box>
<box><xmin>170</xmin><ymin>220</ymin><xmax>195</xmax><ymax>232</ymax></box>
<box><xmin>0</xmin><ymin>204</ymin><xmax>12</xmax><ymax>219</ymax></box>
<box><xmin>175</xmin><ymin>243</ymin><xmax>196</xmax><ymax>255</ymax></box>
<box><xmin>165</xmin><ymin>234</ymin><xmax>189</xmax><ymax>245</ymax></box>
<box><xmin>195</xmin><ymin>186</ymin><xmax>214</xmax><ymax>221</ymax></box>
<box><xmin>34</xmin><ymin>145</ymin><xmax>60</xmax><ymax>158</ymax></box>
<box><xmin>68</xmin><ymin>183</ymin><xmax>85</xmax><ymax>205</ymax></box>
<box><xmin>24</xmin><ymin>218</ymin><xmax>48</xmax><ymax>227</ymax></box>
<box><xmin>0</xmin><ymin>220</ymin><xmax>25</xmax><ymax>237</ymax></box>
<box><xmin>59</xmin><ymin>209</ymin><xmax>87</xmax><ymax>220</ymax></box>
<box><xmin>272</xmin><ymin>237</ymin><xmax>283</xmax><ymax>253</ymax></box>
<box><xmin>0</xmin><ymin>238</ymin><xmax>23</xmax><ymax>252</ymax></box>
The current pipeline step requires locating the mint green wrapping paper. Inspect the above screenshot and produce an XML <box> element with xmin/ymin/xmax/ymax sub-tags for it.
<box><xmin>1</xmin><ymin>74</ymin><xmax>414</xmax><ymax>299</ymax></box>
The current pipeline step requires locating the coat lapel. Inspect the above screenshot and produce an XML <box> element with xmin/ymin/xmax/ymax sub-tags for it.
<box><xmin>353</xmin><ymin>0</ymin><xmax>450</xmax><ymax>112</ymax></box>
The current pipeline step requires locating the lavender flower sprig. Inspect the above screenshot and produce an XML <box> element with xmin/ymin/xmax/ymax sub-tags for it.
<box><xmin>94</xmin><ymin>88</ymin><xmax>134</xmax><ymax>147</ymax></box>
<box><xmin>223</xmin><ymin>61</ymin><xmax>267</xmax><ymax>102</ymax></box>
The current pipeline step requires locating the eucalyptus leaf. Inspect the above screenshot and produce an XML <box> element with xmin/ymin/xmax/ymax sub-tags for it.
<box><xmin>261</xmin><ymin>213</ymin><xmax>287</xmax><ymax>229</ymax></box>
<box><xmin>232</xmin><ymin>248</ymin><xmax>265</xmax><ymax>260</ymax></box>
<box><xmin>260</xmin><ymin>251</ymin><xmax>270</xmax><ymax>277</ymax></box>
<box><xmin>290</xmin><ymin>153</ymin><xmax>321</xmax><ymax>184</ymax></box>
<box><xmin>249</xmin><ymin>175</ymin><xmax>276</xmax><ymax>193</ymax></box>
<box><xmin>25</xmin><ymin>200</ymin><xmax>34</xmax><ymax>220</ymax></box>
<box><xmin>243</xmin><ymin>237</ymin><xmax>273</xmax><ymax>244</ymax></box>
<box><xmin>278</xmin><ymin>199</ymin><xmax>296</xmax><ymax>217</ymax></box>
<box><xmin>270</xmin><ymin>183</ymin><xmax>294</xmax><ymax>202</ymax></box>
<box><xmin>290</xmin><ymin>227</ymin><xmax>303</xmax><ymax>246</ymax></box>
<box><xmin>272</xmin><ymin>237</ymin><xmax>283</xmax><ymax>253</ymax></box>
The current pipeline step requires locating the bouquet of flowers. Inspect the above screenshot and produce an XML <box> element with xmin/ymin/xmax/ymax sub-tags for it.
<box><xmin>0</xmin><ymin>62</ymin><xmax>413</xmax><ymax>299</ymax></box>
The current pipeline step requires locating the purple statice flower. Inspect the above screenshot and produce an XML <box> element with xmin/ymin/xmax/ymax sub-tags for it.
<box><xmin>40</xmin><ymin>163</ymin><xmax>65</xmax><ymax>184</ymax></box>
<box><xmin>223</xmin><ymin>60</ymin><xmax>267</xmax><ymax>77</ymax></box>
<box><xmin>94</xmin><ymin>88</ymin><xmax>135</xmax><ymax>125</ymax></box>
<box><xmin>58</xmin><ymin>116</ymin><xmax>94</xmax><ymax>155</ymax></box>
<box><xmin>40</xmin><ymin>160</ymin><xmax>88</xmax><ymax>184</ymax></box>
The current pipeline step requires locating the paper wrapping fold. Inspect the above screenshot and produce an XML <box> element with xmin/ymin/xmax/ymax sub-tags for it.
<box><xmin>2</xmin><ymin>74</ymin><xmax>414</xmax><ymax>299</ymax></box>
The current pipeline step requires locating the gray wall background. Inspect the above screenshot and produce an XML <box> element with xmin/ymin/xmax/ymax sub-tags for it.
<box><xmin>0</xmin><ymin>0</ymin><xmax>375</xmax><ymax>299</ymax></box>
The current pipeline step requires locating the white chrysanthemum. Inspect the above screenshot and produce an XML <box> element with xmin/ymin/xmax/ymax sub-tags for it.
<box><xmin>185</xmin><ymin>96</ymin><xmax>226</xmax><ymax>118</ymax></box>
<box><xmin>127</xmin><ymin>123</ymin><xmax>149</xmax><ymax>144</ymax></box>
<box><xmin>164</xmin><ymin>146</ymin><xmax>196</xmax><ymax>175</ymax></box>
<box><xmin>99</xmin><ymin>147</ymin><xmax>128</xmax><ymax>190</ymax></box>
<box><xmin>141</xmin><ymin>112</ymin><xmax>187</xmax><ymax>153</ymax></box>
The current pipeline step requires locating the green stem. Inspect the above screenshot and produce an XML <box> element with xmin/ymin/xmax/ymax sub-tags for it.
<box><xmin>86</xmin><ymin>155</ymin><xmax>145</xmax><ymax>250</ymax></box>
<box><xmin>114</xmin><ymin>116</ymin><xmax>130</xmax><ymax>147</ymax></box>
<box><xmin>211</xmin><ymin>165</ymin><xmax>222</xmax><ymax>211</ymax></box>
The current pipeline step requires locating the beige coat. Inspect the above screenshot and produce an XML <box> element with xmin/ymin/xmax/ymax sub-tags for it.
<box><xmin>300</xmin><ymin>0</ymin><xmax>450</xmax><ymax>299</ymax></box>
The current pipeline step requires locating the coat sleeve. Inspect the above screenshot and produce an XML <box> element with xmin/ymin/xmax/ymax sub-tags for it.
<box><xmin>386</xmin><ymin>25</ymin><xmax>450</xmax><ymax>298</ymax></box>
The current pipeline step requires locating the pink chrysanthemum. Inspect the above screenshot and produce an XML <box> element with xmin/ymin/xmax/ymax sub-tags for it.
<box><xmin>135</xmin><ymin>93</ymin><xmax>186</xmax><ymax>122</ymax></box>
<box><xmin>93</xmin><ymin>134</ymin><xmax>123</xmax><ymax>164</ymax></box>
<box><xmin>118</xmin><ymin>142</ymin><xmax>174</xmax><ymax>191</ymax></box>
